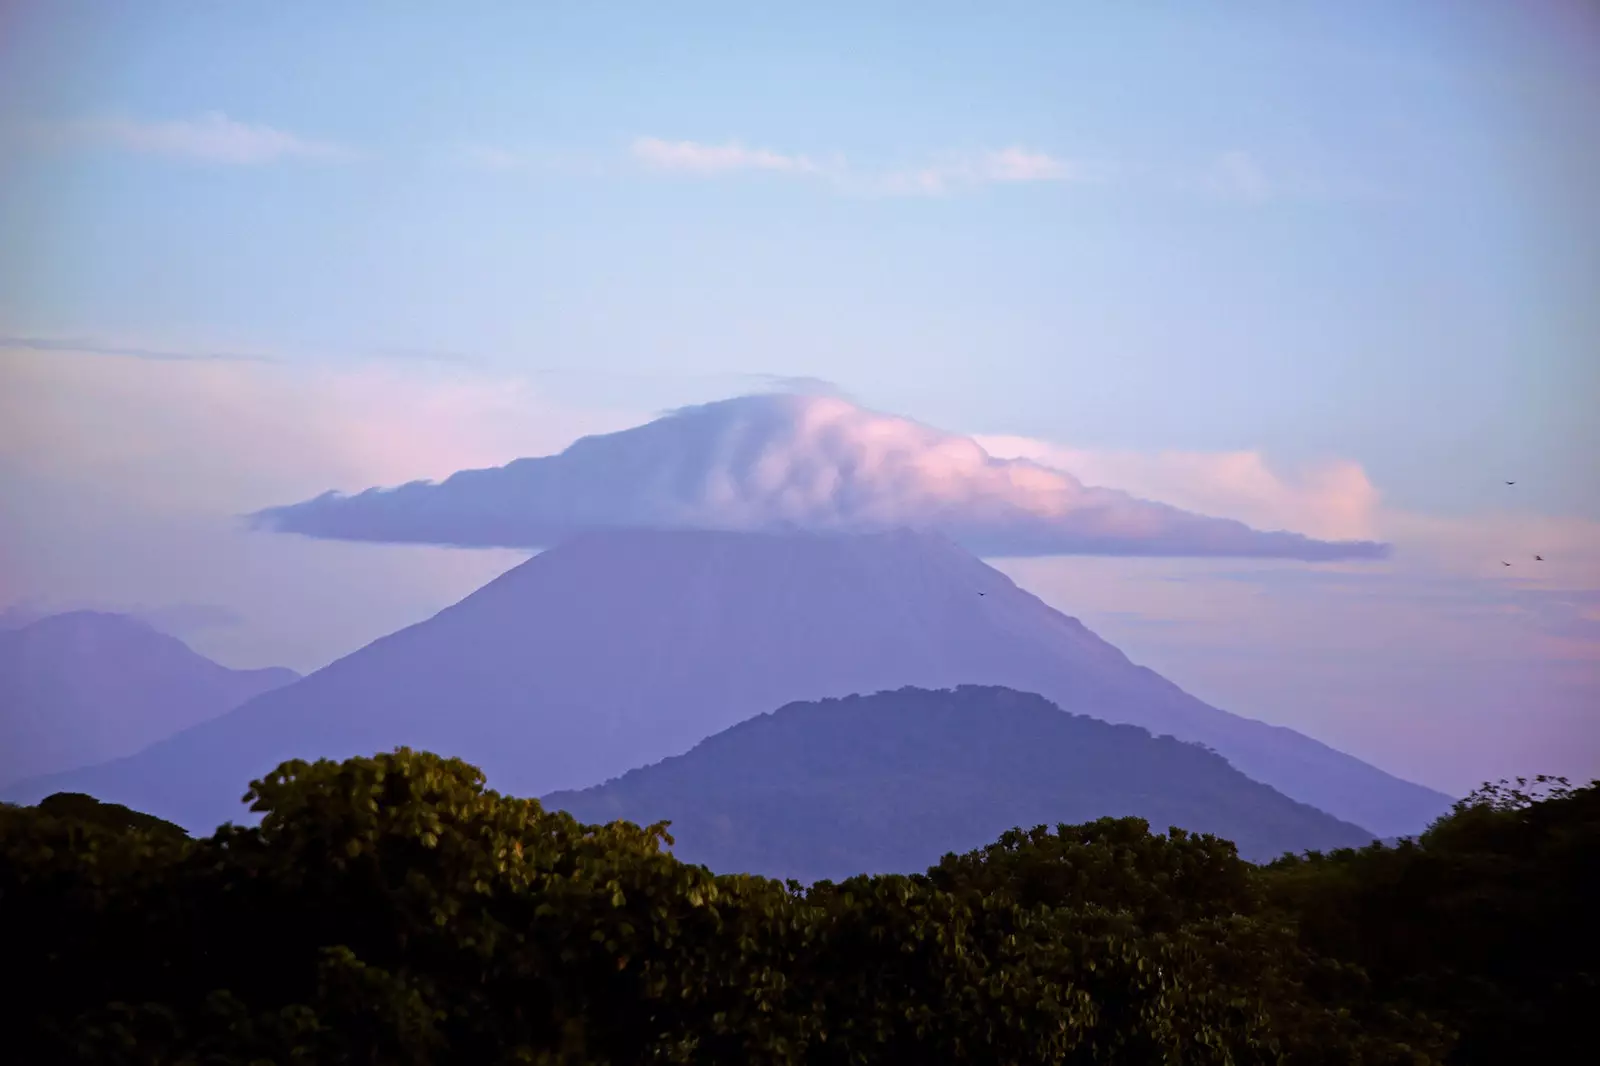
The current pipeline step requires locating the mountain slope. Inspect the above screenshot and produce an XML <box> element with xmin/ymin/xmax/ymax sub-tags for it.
<box><xmin>3</xmin><ymin>530</ymin><xmax>1450</xmax><ymax>835</ymax></box>
<box><xmin>543</xmin><ymin>685</ymin><xmax>1382</xmax><ymax>878</ymax></box>
<box><xmin>0</xmin><ymin>612</ymin><xmax>299</xmax><ymax>786</ymax></box>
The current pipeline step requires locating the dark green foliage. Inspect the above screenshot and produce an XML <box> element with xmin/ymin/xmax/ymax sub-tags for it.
<box><xmin>1262</xmin><ymin>776</ymin><xmax>1598</xmax><ymax>1065</ymax></box>
<box><xmin>925</xmin><ymin>818</ymin><xmax>1450</xmax><ymax>1065</ymax></box>
<box><xmin>544</xmin><ymin>686</ymin><xmax>1378</xmax><ymax>878</ymax></box>
<box><xmin>1</xmin><ymin>752</ymin><xmax>1587</xmax><ymax>1063</ymax></box>
<box><xmin>32</xmin><ymin>791</ymin><xmax>190</xmax><ymax>839</ymax></box>
<box><xmin>925</xmin><ymin>818</ymin><xmax>1260</xmax><ymax>931</ymax></box>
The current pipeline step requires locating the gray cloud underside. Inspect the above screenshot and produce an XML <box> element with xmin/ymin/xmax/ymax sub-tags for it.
<box><xmin>252</xmin><ymin>394</ymin><xmax>1390</xmax><ymax>561</ymax></box>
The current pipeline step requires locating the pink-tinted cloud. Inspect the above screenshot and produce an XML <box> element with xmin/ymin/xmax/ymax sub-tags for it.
<box><xmin>979</xmin><ymin>147</ymin><xmax>1079</xmax><ymax>182</ymax></box>
<box><xmin>975</xmin><ymin>435</ymin><xmax>1382</xmax><ymax>542</ymax></box>
<box><xmin>885</xmin><ymin>148</ymin><xmax>1102</xmax><ymax>194</ymax></box>
<box><xmin>629</xmin><ymin>136</ymin><xmax>1092</xmax><ymax>196</ymax></box>
<box><xmin>64</xmin><ymin>111</ymin><xmax>352</xmax><ymax>165</ymax></box>
<box><xmin>0</xmin><ymin>341</ymin><xmax>635</xmax><ymax>510</ymax></box>
<box><xmin>631</xmin><ymin>136</ymin><xmax>821</xmax><ymax>175</ymax></box>
<box><xmin>254</xmin><ymin>393</ymin><xmax>1388</xmax><ymax>560</ymax></box>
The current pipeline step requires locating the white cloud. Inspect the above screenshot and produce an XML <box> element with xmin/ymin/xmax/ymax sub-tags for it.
<box><xmin>252</xmin><ymin>393</ymin><xmax>1388</xmax><ymax>560</ymax></box>
<box><xmin>69</xmin><ymin>111</ymin><xmax>352</xmax><ymax>165</ymax></box>
<box><xmin>978</xmin><ymin>147</ymin><xmax>1078</xmax><ymax>183</ymax></box>
<box><xmin>976</xmin><ymin>433</ymin><xmax>1600</xmax><ymax>588</ymax></box>
<box><xmin>629</xmin><ymin>136</ymin><xmax>1091</xmax><ymax>196</ymax></box>
<box><xmin>880</xmin><ymin>148</ymin><xmax>1098</xmax><ymax>195</ymax></box>
<box><xmin>974</xmin><ymin>436</ymin><xmax>1380</xmax><ymax>542</ymax></box>
<box><xmin>631</xmin><ymin>137</ymin><xmax>822</xmax><ymax>176</ymax></box>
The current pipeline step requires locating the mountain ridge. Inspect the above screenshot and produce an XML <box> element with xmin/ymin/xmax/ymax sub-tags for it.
<box><xmin>2</xmin><ymin>530</ymin><xmax>1450</xmax><ymax>836</ymax></box>
<box><xmin>0</xmin><ymin>611</ymin><xmax>299</xmax><ymax>786</ymax></box>
<box><xmin>542</xmin><ymin>684</ymin><xmax>1383</xmax><ymax>878</ymax></box>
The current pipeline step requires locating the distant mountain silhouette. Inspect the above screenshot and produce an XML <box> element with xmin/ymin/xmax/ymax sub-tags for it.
<box><xmin>2</xmin><ymin>531</ymin><xmax>1450</xmax><ymax>836</ymax></box>
<box><xmin>544</xmin><ymin>685</ymin><xmax>1381</xmax><ymax>878</ymax></box>
<box><xmin>0</xmin><ymin>612</ymin><xmax>298</xmax><ymax>786</ymax></box>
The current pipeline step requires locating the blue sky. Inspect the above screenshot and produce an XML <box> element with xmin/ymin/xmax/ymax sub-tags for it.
<box><xmin>1</xmin><ymin>1</ymin><xmax>1596</xmax><ymax>792</ymax></box>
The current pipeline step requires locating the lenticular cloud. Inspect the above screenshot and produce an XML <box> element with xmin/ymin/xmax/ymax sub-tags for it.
<box><xmin>251</xmin><ymin>394</ymin><xmax>1389</xmax><ymax>560</ymax></box>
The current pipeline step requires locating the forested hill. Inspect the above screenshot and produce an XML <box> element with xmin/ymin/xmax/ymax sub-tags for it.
<box><xmin>543</xmin><ymin>684</ymin><xmax>1377</xmax><ymax>877</ymax></box>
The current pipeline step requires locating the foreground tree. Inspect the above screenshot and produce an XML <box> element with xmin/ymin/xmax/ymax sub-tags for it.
<box><xmin>5</xmin><ymin>751</ymin><xmax>1584</xmax><ymax>1063</ymax></box>
<box><xmin>1262</xmin><ymin>776</ymin><xmax>1598</xmax><ymax>1065</ymax></box>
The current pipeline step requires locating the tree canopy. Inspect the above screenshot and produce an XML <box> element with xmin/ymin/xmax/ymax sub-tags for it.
<box><xmin>1</xmin><ymin>752</ymin><xmax>1590</xmax><ymax>1064</ymax></box>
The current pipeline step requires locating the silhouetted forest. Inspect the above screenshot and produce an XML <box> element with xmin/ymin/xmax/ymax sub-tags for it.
<box><xmin>1</xmin><ymin>752</ymin><xmax>1591</xmax><ymax>1064</ymax></box>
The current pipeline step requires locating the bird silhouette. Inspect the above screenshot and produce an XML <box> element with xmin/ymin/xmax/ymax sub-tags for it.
<box><xmin>1535</xmin><ymin>555</ymin><xmax>1544</xmax><ymax>562</ymax></box>
<box><xmin>977</xmin><ymin>591</ymin><xmax>986</xmax><ymax>596</ymax></box>
<box><xmin>1505</xmin><ymin>480</ymin><xmax>1516</xmax><ymax>485</ymax></box>
<box><xmin>1502</xmin><ymin>561</ymin><xmax>1512</xmax><ymax>567</ymax></box>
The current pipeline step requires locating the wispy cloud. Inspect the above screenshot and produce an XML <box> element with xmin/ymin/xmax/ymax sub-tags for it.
<box><xmin>629</xmin><ymin>136</ymin><xmax>1095</xmax><ymax>196</ymax></box>
<box><xmin>631</xmin><ymin>136</ymin><xmax>824</xmax><ymax>176</ymax></box>
<box><xmin>364</xmin><ymin>346</ymin><xmax>478</xmax><ymax>367</ymax></box>
<box><xmin>0</xmin><ymin>339</ymin><xmax>634</xmax><ymax>511</ymax></box>
<box><xmin>64</xmin><ymin>111</ymin><xmax>352</xmax><ymax>165</ymax></box>
<box><xmin>737</xmin><ymin>374</ymin><xmax>848</xmax><ymax>398</ymax></box>
<box><xmin>468</xmin><ymin>135</ymin><xmax>1352</xmax><ymax>203</ymax></box>
<box><xmin>877</xmin><ymin>148</ymin><xmax>1103</xmax><ymax>196</ymax></box>
<box><xmin>974</xmin><ymin>436</ymin><xmax>1380</xmax><ymax>543</ymax></box>
<box><xmin>0</xmin><ymin>335</ymin><xmax>276</xmax><ymax>364</ymax></box>
<box><xmin>976</xmin><ymin>434</ymin><xmax>1600</xmax><ymax>591</ymax></box>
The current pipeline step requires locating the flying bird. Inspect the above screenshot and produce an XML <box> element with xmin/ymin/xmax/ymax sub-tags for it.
<box><xmin>1535</xmin><ymin>554</ymin><xmax>1544</xmax><ymax>562</ymax></box>
<box><xmin>1502</xmin><ymin>561</ymin><xmax>1512</xmax><ymax>567</ymax></box>
<box><xmin>977</xmin><ymin>591</ymin><xmax>986</xmax><ymax>596</ymax></box>
<box><xmin>1505</xmin><ymin>481</ymin><xmax>1516</xmax><ymax>485</ymax></box>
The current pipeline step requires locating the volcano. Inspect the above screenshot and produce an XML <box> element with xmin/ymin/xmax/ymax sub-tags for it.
<box><xmin>3</xmin><ymin>529</ymin><xmax>1450</xmax><ymax>837</ymax></box>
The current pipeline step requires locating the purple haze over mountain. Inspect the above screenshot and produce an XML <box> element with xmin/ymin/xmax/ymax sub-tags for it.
<box><xmin>3</xmin><ymin>530</ymin><xmax>1447</xmax><ymax>836</ymax></box>
<box><xmin>0</xmin><ymin>611</ymin><xmax>299</xmax><ymax>786</ymax></box>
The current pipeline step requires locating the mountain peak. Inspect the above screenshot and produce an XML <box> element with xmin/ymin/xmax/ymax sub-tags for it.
<box><xmin>543</xmin><ymin>684</ymin><xmax>1383</xmax><ymax>877</ymax></box>
<box><xmin>0</xmin><ymin>612</ymin><xmax>299</xmax><ymax>787</ymax></box>
<box><xmin>5</xmin><ymin>529</ymin><xmax>1444</xmax><ymax>837</ymax></box>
